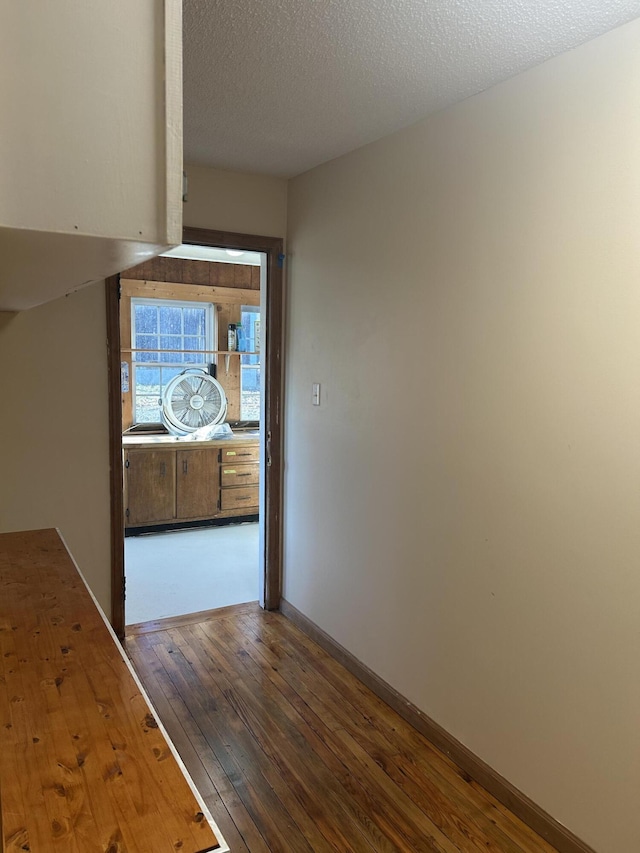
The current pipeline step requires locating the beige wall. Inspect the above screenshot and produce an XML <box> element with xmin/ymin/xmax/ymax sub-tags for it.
<box><xmin>0</xmin><ymin>166</ymin><xmax>287</xmax><ymax>615</ymax></box>
<box><xmin>284</xmin><ymin>18</ymin><xmax>640</xmax><ymax>853</ymax></box>
<box><xmin>0</xmin><ymin>285</ymin><xmax>111</xmax><ymax>607</ymax></box>
<box><xmin>184</xmin><ymin>164</ymin><xmax>288</xmax><ymax>238</ymax></box>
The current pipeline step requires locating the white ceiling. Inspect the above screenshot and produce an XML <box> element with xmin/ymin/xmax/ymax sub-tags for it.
<box><xmin>183</xmin><ymin>0</ymin><xmax>640</xmax><ymax>178</ymax></box>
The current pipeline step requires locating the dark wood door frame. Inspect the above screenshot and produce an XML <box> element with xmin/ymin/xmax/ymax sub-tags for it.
<box><xmin>106</xmin><ymin>227</ymin><xmax>285</xmax><ymax>638</ymax></box>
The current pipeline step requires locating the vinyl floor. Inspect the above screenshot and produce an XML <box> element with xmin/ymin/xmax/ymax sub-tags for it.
<box><xmin>124</xmin><ymin>522</ymin><xmax>259</xmax><ymax>625</ymax></box>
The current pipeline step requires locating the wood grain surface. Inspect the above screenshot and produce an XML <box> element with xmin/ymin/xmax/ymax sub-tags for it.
<box><xmin>126</xmin><ymin>604</ymin><xmax>561</xmax><ymax>853</ymax></box>
<box><xmin>121</xmin><ymin>258</ymin><xmax>261</xmax><ymax>292</ymax></box>
<box><xmin>0</xmin><ymin>529</ymin><xmax>223</xmax><ymax>853</ymax></box>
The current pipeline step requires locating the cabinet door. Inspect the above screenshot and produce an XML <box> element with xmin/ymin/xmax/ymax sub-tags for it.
<box><xmin>125</xmin><ymin>450</ymin><xmax>176</xmax><ymax>526</ymax></box>
<box><xmin>176</xmin><ymin>449</ymin><xmax>220</xmax><ymax>520</ymax></box>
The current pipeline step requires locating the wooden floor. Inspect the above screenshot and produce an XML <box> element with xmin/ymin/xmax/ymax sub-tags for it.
<box><xmin>125</xmin><ymin>604</ymin><xmax>559</xmax><ymax>853</ymax></box>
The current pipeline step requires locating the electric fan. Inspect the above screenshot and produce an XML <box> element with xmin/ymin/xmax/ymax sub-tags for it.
<box><xmin>161</xmin><ymin>369</ymin><xmax>227</xmax><ymax>435</ymax></box>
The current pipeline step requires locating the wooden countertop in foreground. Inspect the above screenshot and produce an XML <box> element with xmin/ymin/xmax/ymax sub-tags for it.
<box><xmin>0</xmin><ymin>529</ymin><xmax>226</xmax><ymax>853</ymax></box>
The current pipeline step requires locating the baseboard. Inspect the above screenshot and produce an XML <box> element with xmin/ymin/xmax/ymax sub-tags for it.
<box><xmin>279</xmin><ymin>598</ymin><xmax>597</xmax><ymax>853</ymax></box>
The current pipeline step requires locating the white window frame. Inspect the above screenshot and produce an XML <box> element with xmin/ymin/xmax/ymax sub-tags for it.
<box><xmin>130</xmin><ymin>297</ymin><xmax>216</xmax><ymax>425</ymax></box>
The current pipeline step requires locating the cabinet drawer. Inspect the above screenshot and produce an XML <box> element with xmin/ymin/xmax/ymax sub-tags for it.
<box><xmin>221</xmin><ymin>463</ymin><xmax>259</xmax><ymax>487</ymax></box>
<box><xmin>220</xmin><ymin>485</ymin><xmax>259</xmax><ymax>511</ymax></box>
<box><xmin>220</xmin><ymin>444</ymin><xmax>259</xmax><ymax>464</ymax></box>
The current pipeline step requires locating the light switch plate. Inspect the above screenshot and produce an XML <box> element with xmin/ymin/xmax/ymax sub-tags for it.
<box><xmin>312</xmin><ymin>382</ymin><xmax>321</xmax><ymax>406</ymax></box>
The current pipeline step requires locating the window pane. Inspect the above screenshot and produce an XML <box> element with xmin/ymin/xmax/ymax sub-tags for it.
<box><xmin>136</xmin><ymin>366</ymin><xmax>161</xmax><ymax>395</ymax></box>
<box><xmin>160</xmin><ymin>335</ymin><xmax>182</xmax><ymax>363</ymax></box>
<box><xmin>183</xmin><ymin>307</ymin><xmax>206</xmax><ymax>336</ymax></box>
<box><xmin>159</xmin><ymin>306</ymin><xmax>182</xmax><ymax>334</ymax></box>
<box><xmin>134</xmin><ymin>304</ymin><xmax>157</xmax><ymax>334</ymax></box>
<box><xmin>131</xmin><ymin>299</ymin><xmax>213</xmax><ymax>425</ymax></box>
<box><xmin>241</xmin><ymin>365</ymin><xmax>260</xmax><ymax>420</ymax></box>
<box><xmin>134</xmin><ymin>334</ymin><xmax>158</xmax><ymax>363</ymax></box>
<box><xmin>241</xmin><ymin>307</ymin><xmax>260</xmax><ymax>357</ymax></box>
<box><xmin>159</xmin><ymin>366</ymin><xmax>184</xmax><ymax>387</ymax></box>
<box><xmin>133</xmin><ymin>367</ymin><xmax>186</xmax><ymax>423</ymax></box>
<box><xmin>135</xmin><ymin>395</ymin><xmax>162</xmax><ymax>423</ymax></box>
<box><xmin>184</xmin><ymin>335</ymin><xmax>206</xmax><ymax>364</ymax></box>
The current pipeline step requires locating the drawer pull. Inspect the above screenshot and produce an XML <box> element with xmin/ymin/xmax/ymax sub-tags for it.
<box><xmin>236</xmin><ymin>496</ymin><xmax>251</xmax><ymax>501</ymax></box>
<box><xmin>237</xmin><ymin>452</ymin><xmax>252</xmax><ymax>457</ymax></box>
<box><xmin>237</xmin><ymin>473</ymin><xmax>251</xmax><ymax>477</ymax></box>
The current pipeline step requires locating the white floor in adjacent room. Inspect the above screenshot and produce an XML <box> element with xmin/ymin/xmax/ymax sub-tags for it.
<box><xmin>124</xmin><ymin>522</ymin><xmax>259</xmax><ymax>625</ymax></box>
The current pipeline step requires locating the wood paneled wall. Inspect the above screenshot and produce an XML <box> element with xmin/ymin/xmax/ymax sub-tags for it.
<box><xmin>122</xmin><ymin>257</ymin><xmax>260</xmax><ymax>290</ymax></box>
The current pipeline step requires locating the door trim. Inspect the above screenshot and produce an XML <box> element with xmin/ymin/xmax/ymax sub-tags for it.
<box><xmin>106</xmin><ymin>274</ymin><xmax>126</xmax><ymax>637</ymax></box>
<box><xmin>106</xmin><ymin>228</ymin><xmax>285</xmax><ymax>638</ymax></box>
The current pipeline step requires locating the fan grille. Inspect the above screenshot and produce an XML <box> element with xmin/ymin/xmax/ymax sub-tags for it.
<box><xmin>162</xmin><ymin>371</ymin><xmax>227</xmax><ymax>433</ymax></box>
<box><xmin>169</xmin><ymin>374</ymin><xmax>223</xmax><ymax>429</ymax></box>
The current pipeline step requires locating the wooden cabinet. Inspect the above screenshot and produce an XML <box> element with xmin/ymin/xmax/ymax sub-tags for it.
<box><xmin>220</xmin><ymin>458</ymin><xmax>259</xmax><ymax>514</ymax></box>
<box><xmin>177</xmin><ymin>448</ymin><xmax>220</xmax><ymax>519</ymax></box>
<box><xmin>124</xmin><ymin>439</ymin><xmax>259</xmax><ymax>529</ymax></box>
<box><xmin>125</xmin><ymin>449</ymin><xmax>176</xmax><ymax>526</ymax></box>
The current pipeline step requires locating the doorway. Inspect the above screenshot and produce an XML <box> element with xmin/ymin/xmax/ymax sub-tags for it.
<box><xmin>106</xmin><ymin>228</ymin><xmax>284</xmax><ymax>638</ymax></box>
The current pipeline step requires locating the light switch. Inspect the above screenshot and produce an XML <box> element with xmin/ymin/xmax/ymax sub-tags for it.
<box><xmin>312</xmin><ymin>382</ymin><xmax>321</xmax><ymax>406</ymax></box>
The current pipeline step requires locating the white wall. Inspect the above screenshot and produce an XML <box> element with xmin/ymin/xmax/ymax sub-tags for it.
<box><xmin>284</xmin><ymin>19</ymin><xmax>640</xmax><ymax>853</ymax></box>
<box><xmin>0</xmin><ymin>166</ymin><xmax>287</xmax><ymax>615</ymax></box>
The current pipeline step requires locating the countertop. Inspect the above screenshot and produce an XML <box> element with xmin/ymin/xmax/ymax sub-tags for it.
<box><xmin>122</xmin><ymin>431</ymin><xmax>260</xmax><ymax>451</ymax></box>
<box><xmin>0</xmin><ymin>528</ymin><xmax>226</xmax><ymax>852</ymax></box>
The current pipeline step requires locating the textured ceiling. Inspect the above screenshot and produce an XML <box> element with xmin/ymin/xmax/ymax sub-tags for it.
<box><xmin>183</xmin><ymin>0</ymin><xmax>640</xmax><ymax>178</ymax></box>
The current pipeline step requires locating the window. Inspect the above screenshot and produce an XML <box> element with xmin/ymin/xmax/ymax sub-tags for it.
<box><xmin>131</xmin><ymin>298</ymin><xmax>215</xmax><ymax>423</ymax></box>
<box><xmin>240</xmin><ymin>305</ymin><xmax>260</xmax><ymax>421</ymax></box>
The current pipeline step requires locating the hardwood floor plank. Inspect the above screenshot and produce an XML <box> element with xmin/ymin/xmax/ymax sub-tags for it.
<box><xmin>224</xmin><ymin>623</ymin><xmax>466</xmax><ymax>850</ymax></box>
<box><xmin>126</xmin><ymin>636</ymin><xmax>261</xmax><ymax>853</ymax></box>
<box><xmin>177</xmin><ymin>622</ymin><xmax>378</xmax><ymax>853</ymax></box>
<box><xmin>469</xmin><ymin>782</ymin><xmax>564</xmax><ymax>853</ymax></box>
<box><xmin>190</xmin><ymin>618</ymin><xmax>496</xmax><ymax>853</ymax></box>
<box><xmin>238</xmin><ymin>613</ymin><xmax>532</xmax><ymax>853</ymax></box>
<box><xmin>126</xmin><ymin>602</ymin><xmax>260</xmax><ymax>636</ymax></box>
<box><xmin>262</xmin><ymin>611</ymin><xmax>560</xmax><ymax>853</ymax></box>
<box><xmin>150</xmin><ymin>637</ymin><xmax>316</xmax><ymax>853</ymax></box>
<box><xmin>125</xmin><ymin>606</ymin><xmax>563</xmax><ymax>853</ymax></box>
<box><xmin>236</xmin><ymin>614</ymin><xmax>521</xmax><ymax>853</ymax></box>
<box><xmin>212</xmin><ymin>619</ymin><xmax>405</xmax><ymax>853</ymax></box>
